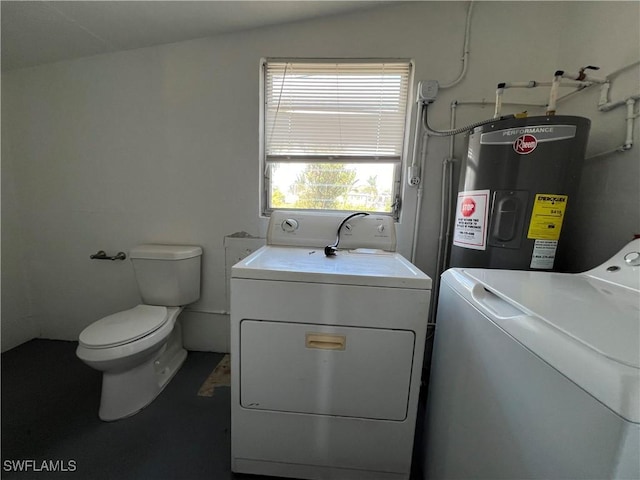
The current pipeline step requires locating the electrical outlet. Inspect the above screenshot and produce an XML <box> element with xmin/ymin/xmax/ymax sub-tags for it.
<box><xmin>407</xmin><ymin>165</ymin><xmax>421</xmax><ymax>186</ymax></box>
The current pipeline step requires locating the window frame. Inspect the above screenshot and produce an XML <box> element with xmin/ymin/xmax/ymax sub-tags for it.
<box><xmin>259</xmin><ymin>58</ymin><xmax>414</xmax><ymax>219</ymax></box>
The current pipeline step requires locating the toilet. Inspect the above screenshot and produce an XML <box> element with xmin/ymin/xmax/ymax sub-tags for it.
<box><xmin>76</xmin><ymin>244</ymin><xmax>202</xmax><ymax>421</ymax></box>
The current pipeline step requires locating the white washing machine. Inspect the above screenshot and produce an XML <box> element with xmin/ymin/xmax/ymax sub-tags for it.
<box><xmin>231</xmin><ymin>211</ymin><xmax>431</xmax><ymax>480</ymax></box>
<box><xmin>423</xmin><ymin>239</ymin><xmax>640</xmax><ymax>479</ymax></box>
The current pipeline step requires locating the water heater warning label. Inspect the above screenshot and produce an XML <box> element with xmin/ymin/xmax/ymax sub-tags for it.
<box><xmin>527</xmin><ymin>194</ymin><xmax>568</xmax><ymax>240</ymax></box>
<box><xmin>530</xmin><ymin>240</ymin><xmax>558</xmax><ymax>269</ymax></box>
<box><xmin>453</xmin><ymin>190</ymin><xmax>490</xmax><ymax>250</ymax></box>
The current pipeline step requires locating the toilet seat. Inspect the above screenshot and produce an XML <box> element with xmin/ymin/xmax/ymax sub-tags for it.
<box><xmin>79</xmin><ymin>305</ymin><xmax>170</xmax><ymax>349</ymax></box>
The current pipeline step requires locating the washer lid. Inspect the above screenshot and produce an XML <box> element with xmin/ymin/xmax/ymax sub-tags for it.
<box><xmin>463</xmin><ymin>269</ymin><xmax>639</xmax><ymax>368</ymax></box>
<box><xmin>443</xmin><ymin>268</ymin><xmax>640</xmax><ymax>422</ymax></box>
<box><xmin>232</xmin><ymin>246</ymin><xmax>431</xmax><ymax>290</ymax></box>
<box><xmin>79</xmin><ymin>305</ymin><xmax>169</xmax><ymax>348</ymax></box>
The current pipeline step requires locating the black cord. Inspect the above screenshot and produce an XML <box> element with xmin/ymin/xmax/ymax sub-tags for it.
<box><xmin>324</xmin><ymin>212</ymin><xmax>370</xmax><ymax>256</ymax></box>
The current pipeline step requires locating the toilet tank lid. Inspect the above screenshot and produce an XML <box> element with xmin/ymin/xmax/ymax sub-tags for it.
<box><xmin>129</xmin><ymin>244</ymin><xmax>202</xmax><ymax>260</ymax></box>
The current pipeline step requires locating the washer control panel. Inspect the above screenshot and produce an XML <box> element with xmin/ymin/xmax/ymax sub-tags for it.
<box><xmin>268</xmin><ymin>211</ymin><xmax>397</xmax><ymax>251</ymax></box>
<box><xmin>281</xmin><ymin>218</ymin><xmax>299</xmax><ymax>233</ymax></box>
<box><xmin>585</xmin><ymin>238</ymin><xmax>640</xmax><ymax>291</ymax></box>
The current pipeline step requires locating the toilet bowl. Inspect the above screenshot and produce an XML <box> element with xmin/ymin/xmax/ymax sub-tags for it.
<box><xmin>77</xmin><ymin>305</ymin><xmax>187</xmax><ymax>421</ymax></box>
<box><xmin>76</xmin><ymin>245</ymin><xmax>202</xmax><ymax>421</ymax></box>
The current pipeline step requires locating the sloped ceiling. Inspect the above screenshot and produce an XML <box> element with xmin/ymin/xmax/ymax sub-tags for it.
<box><xmin>1</xmin><ymin>1</ymin><xmax>396</xmax><ymax>71</ymax></box>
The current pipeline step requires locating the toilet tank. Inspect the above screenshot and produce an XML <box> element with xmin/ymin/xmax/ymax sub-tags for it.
<box><xmin>129</xmin><ymin>244</ymin><xmax>202</xmax><ymax>306</ymax></box>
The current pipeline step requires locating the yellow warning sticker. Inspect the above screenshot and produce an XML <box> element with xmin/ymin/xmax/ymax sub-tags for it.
<box><xmin>527</xmin><ymin>194</ymin><xmax>568</xmax><ymax>240</ymax></box>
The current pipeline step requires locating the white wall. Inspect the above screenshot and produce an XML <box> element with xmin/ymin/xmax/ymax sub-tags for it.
<box><xmin>554</xmin><ymin>2</ymin><xmax>640</xmax><ymax>270</ymax></box>
<box><xmin>2</xmin><ymin>1</ymin><xmax>637</xmax><ymax>352</ymax></box>
<box><xmin>1</xmin><ymin>95</ymin><xmax>40</xmax><ymax>350</ymax></box>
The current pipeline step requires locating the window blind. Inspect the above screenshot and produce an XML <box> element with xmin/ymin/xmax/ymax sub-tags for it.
<box><xmin>265</xmin><ymin>61</ymin><xmax>411</xmax><ymax>160</ymax></box>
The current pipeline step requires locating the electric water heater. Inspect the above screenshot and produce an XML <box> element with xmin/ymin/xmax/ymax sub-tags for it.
<box><xmin>449</xmin><ymin>115</ymin><xmax>590</xmax><ymax>271</ymax></box>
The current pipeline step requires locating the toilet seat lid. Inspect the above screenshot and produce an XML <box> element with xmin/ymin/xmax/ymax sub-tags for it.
<box><xmin>79</xmin><ymin>305</ymin><xmax>170</xmax><ymax>348</ymax></box>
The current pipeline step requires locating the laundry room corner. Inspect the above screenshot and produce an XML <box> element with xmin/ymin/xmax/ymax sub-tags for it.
<box><xmin>181</xmin><ymin>233</ymin><xmax>265</xmax><ymax>353</ymax></box>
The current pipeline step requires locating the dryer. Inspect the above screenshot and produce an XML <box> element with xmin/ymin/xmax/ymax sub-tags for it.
<box><xmin>231</xmin><ymin>211</ymin><xmax>431</xmax><ymax>480</ymax></box>
<box><xmin>423</xmin><ymin>239</ymin><xmax>640</xmax><ymax>479</ymax></box>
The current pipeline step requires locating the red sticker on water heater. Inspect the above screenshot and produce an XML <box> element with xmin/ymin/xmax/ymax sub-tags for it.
<box><xmin>461</xmin><ymin>197</ymin><xmax>476</xmax><ymax>217</ymax></box>
<box><xmin>514</xmin><ymin>134</ymin><xmax>538</xmax><ymax>154</ymax></box>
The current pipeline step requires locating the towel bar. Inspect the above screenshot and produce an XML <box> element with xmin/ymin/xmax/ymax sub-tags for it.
<box><xmin>90</xmin><ymin>250</ymin><xmax>126</xmax><ymax>261</ymax></box>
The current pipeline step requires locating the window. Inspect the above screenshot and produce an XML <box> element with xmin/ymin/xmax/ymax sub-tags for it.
<box><xmin>262</xmin><ymin>60</ymin><xmax>412</xmax><ymax>217</ymax></box>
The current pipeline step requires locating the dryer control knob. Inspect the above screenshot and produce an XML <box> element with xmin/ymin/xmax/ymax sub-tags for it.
<box><xmin>377</xmin><ymin>224</ymin><xmax>385</xmax><ymax>233</ymax></box>
<box><xmin>624</xmin><ymin>251</ymin><xmax>640</xmax><ymax>266</ymax></box>
<box><xmin>281</xmin><ymin>218</ymin><xmax>299</xmax><ymax>233</ymax></box>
